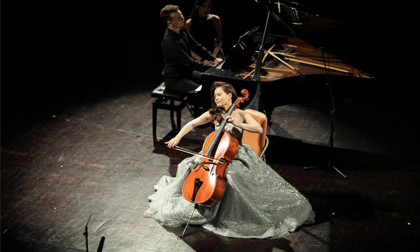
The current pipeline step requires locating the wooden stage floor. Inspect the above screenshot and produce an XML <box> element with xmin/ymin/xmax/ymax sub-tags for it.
<box><xmin>1</xmin><ymin>81</ymin><xmax>419</xmax><ymax>252</ymax></box>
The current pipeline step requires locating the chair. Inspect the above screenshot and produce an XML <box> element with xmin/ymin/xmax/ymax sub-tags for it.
<box><xmin>242</xmin><ymin>109</ymin><xmax>269</xmax><ymax>161</ymax></box>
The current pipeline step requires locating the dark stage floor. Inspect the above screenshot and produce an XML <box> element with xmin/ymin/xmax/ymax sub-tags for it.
<box><xmin>2</xmin><ymin>75</ymin><xmax>420</xmax><ymax>252</ymax></box>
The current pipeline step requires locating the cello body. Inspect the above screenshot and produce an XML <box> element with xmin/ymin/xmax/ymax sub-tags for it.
<box><xmin>181</xmin><ymin>88</ymin><xmax>248</xmax><ymax>208</ymax></box>
<box><xmin>182</xmin><ymin>130</ymin><xmax>238</xmax><ymax>208</ymax></box>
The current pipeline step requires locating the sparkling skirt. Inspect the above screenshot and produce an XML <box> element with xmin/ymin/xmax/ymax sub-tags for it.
<box><xmin>144</xmin><ymin>144</ymin><xmax>315</xmax><ymax>239</ymax></box>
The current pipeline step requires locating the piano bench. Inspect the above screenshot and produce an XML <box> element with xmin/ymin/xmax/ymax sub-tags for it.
<box><xmin>151</xmin><ymin>82</ymin><xmax>188</xmax><ymax>139</ymax></box>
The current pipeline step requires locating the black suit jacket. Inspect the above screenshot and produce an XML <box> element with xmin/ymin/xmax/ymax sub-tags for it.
<box><xmin>161</xmin><ymin>27</ymin><xmax>216</xmax><ymax>86</ymax></box>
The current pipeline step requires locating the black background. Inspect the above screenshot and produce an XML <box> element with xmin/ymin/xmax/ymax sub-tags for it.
<box><xmin>2</xmin><ymin>0</ymin><xmax>417</xmax><ymax>114</ymax></box>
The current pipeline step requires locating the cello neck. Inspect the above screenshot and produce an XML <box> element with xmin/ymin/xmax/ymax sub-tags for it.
<box><xmin>204</xmin><ymin>102</ymin><xmax>237</xmax><ymax>157</ymax></box>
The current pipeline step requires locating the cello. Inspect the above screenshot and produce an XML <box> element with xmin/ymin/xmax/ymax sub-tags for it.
<box><xmin>181</xmin><ymin>89</ymin><xmax>249</xmax><ymax>208</ymax></box>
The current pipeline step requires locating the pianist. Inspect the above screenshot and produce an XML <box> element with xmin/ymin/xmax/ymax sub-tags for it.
<box><xmin>160</xmin><ymin>5</ymin><xmax>222</xmax><ymax>94</ymax></box>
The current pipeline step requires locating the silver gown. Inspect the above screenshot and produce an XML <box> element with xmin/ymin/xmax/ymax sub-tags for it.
<box><xmin>144</xmin><ymin>124</ymin><xmax>315</xmax><ymax>239</ymax></box>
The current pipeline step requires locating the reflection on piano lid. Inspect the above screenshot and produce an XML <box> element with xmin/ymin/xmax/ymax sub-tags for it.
<box><xmin>257</xmin><ymin>0</ymin><xmax>348</xmax><ymax>35</ymax></box>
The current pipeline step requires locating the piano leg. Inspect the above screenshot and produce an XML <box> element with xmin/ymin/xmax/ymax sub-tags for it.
<box><xmin>303</xmin><ymin>109</ymin><xmax>348</xmax><ymax>179</ymax></box>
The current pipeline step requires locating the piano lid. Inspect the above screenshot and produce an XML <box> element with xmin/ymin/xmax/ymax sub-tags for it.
<box><xmin>252</xmin><ymin>0</ymin><xmax>384</xmax><ymax>79</ymax></box>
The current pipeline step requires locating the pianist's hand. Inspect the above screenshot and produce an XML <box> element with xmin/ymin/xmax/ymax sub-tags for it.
<box><xmin>210</xmin><ymin>58</ymin><xmax>223</xmax><ymax>66</ymax></box>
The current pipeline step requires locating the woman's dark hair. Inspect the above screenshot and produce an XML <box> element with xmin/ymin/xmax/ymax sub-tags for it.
<box><xmin>209</xmin><ymin>82</ymin><xmax>237</xmax><ymax>124</ymax></box>
<box><xmin>188</xmin><ymin>0</ymin><xmax>213</xmax><ymax>20</ymax></box>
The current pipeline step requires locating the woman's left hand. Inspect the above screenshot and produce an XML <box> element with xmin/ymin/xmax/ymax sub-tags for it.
<box><xmin>225</xmin><ymin>115</ymin><xmax>236</xmax><ymax>125</ymax></box>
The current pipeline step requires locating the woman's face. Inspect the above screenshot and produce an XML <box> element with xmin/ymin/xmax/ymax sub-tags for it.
<box><xmin>197</xmin><ymin>0</ymin><xmax>212</xmax><ymax>17</ymax></box>
<box><xmin>214</xmin><ymin>87</ymin><xmax>232</xmax><ymax>108</ymax></box>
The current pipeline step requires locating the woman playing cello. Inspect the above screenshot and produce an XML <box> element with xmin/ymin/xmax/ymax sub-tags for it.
<box><xmin>144</xmin><ymin>82</ymin><xmax>315</xmax><ymax>239</ymax></box>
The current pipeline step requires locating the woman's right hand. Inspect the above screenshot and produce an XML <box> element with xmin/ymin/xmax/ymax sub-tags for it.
<box><xmin>165</xmin><ymin>112</ymin><xmax>210</xmax><ymax>149</ymax></box>
<box><xmin>165</xmin><ymin>136</ymin><xmax>180</xmax><ymax>149</ymax></box>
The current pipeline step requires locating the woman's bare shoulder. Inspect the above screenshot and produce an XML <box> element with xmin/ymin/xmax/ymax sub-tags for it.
<box><xmin>210</xmin><ymin>14</ymin><xmax>221</xmax><ymax>21</ymax></box>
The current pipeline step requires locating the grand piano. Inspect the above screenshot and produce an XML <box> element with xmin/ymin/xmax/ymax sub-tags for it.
<box><xmin>188</xmin><ymin>0</ymin><xmax>379</xmax><ymax>121</ymax></box>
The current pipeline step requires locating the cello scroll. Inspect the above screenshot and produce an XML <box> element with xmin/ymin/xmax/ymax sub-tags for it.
<box><xmin>234</xmin><ymin>89</ymin><xmax>249</xmax><ymax>109</ymax></box>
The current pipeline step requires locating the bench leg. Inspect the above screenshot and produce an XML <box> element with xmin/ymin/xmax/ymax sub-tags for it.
<box><xmin>194</xmin><ymin>105</ymin><xmax>199</xmax><ymax>118</ymax></box>
<box><xmin>153</xmin><ymin>102</ymin><xmax>158</xmax><ymax>139</ymax></box>
<box><xmin>176</xmin><ymin>106</ymin><xmax>182</xmax><ymax>133</ymax></box>
<box><xmin>170</xmin><ymin>100</ymin><xmax>176</xmax><ymax>130</ymax></box>
<box><xmin>151</xmin><ymin>98</ymin><xmax>186</xmax><ymax>142</ymax></box>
